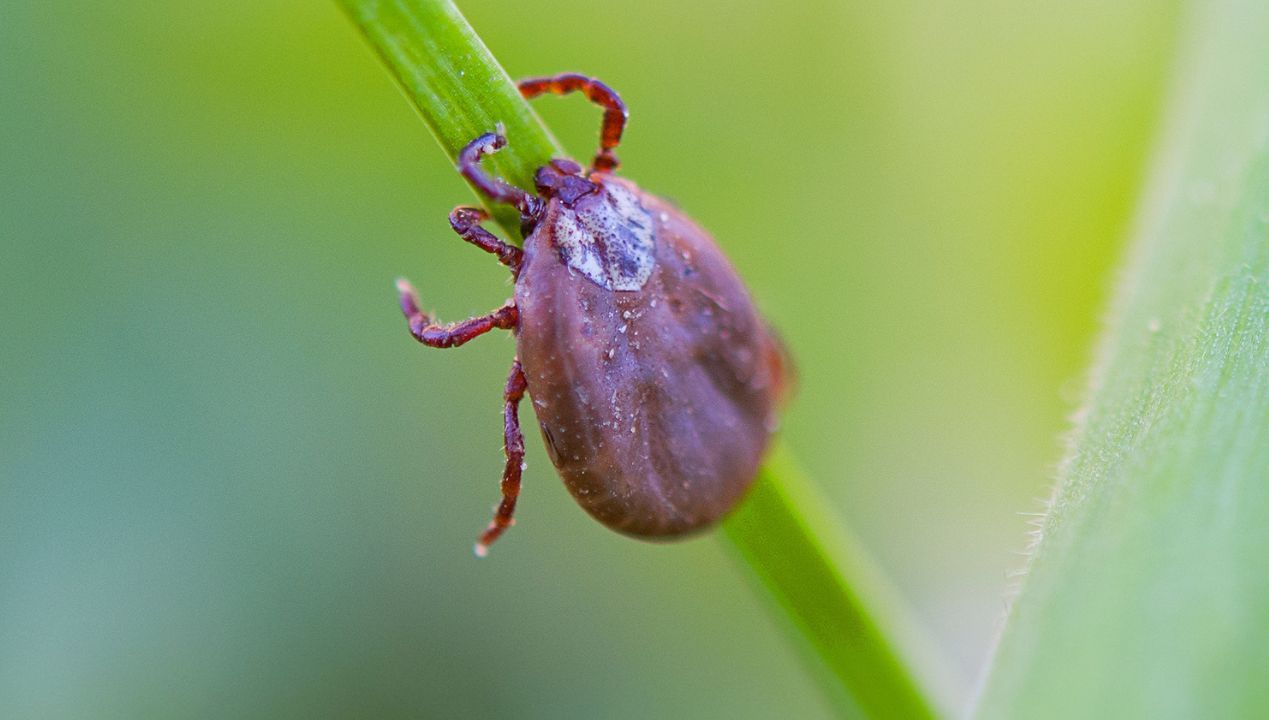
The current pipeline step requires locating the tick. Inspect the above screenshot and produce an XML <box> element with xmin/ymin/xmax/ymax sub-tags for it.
<box><xmin>396</xmin><ymin>74</ymin><xmax>790</xmax><ymax>555</ymax></box>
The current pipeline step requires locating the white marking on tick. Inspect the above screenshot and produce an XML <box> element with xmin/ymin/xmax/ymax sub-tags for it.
<box><xmin>550</xmin><ymin>183</ymin><xmax>655</xmax><ymax>291</ymax></box>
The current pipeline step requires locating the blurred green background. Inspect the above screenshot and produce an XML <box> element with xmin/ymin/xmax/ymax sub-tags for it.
<box><xmin>1</xmin><ymin>1</ymin><xmax>1180</xmax><ymax>718</ymax></box>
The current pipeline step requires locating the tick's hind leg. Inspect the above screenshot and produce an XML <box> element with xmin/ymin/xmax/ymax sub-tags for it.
<box><xmin>395</xmin><ymin>279</ymin><xmax>517</xmax><ymax>349</ymax></box>
<box><xmin>517</xmin><ymin>74</ymin><xmax>627</xmax><ymax>174</ymax></box>
<box><xmin>475</xmin><ymin>358</ymin><xmax>529</xmax><ymax>557</ymax></box>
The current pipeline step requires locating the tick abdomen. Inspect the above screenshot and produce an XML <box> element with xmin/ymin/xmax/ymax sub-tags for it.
<box><xmin>515</xmin><ymin>177</ymin><xmax>784</xmax><ymax>537</ymax></box>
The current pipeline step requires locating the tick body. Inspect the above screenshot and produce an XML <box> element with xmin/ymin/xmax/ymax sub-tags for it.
<box><xmin>396</xmin><ymin>74</ymin><xmax>789</xmax><ymax>554</ymax></box>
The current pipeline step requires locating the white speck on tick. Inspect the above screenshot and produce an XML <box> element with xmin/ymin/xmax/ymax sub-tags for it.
<box><xmin>618</xmin><ymin>324</ymin><xmax>627</xmax><ymax>333</ymax></box>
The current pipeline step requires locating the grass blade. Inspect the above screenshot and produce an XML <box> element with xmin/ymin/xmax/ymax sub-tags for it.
<box><xmin>724</xmin><ymin>442</ymin><xmax>949</xmax><ymax>718</ymax></box>
<box><xmin>975</xmin><ymin>1</ymin><xmax>1269</xmax><ymax>716</ymax></box>
<box><xmin>339</xmin><ymin>0</ymin><xmax>563</xmax><ymax>234</ymax></box>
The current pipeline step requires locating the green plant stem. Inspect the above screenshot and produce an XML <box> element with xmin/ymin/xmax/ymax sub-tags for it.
<box><xmin>339</xmin><ymin>0</ymin><xmax>564</xmax><ymax>234</ymax></box>
<box><xmin>724</xmin><ymin>442</ymin><xmax>948</xmax><ymax>719</ymax></box>
<box><xmin>338</xmin><ymin>1</ymin><xmax>946</xmax><ymax>717</ymax></box>
<box><xmin>975</xmin><ymin>1</ymin><xmax>1269</xmax><ymax>716</ymax></box>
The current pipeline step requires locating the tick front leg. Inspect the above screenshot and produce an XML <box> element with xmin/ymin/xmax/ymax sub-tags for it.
<box><xmin>475</xmin><ymin>358</ymin><xmax>529</xmax><ymax>557</ymax></box>
<box><xmin>517</xmin><ymin>74</ymin><xmax>627</xmax><ymax>174</ymax></box>
<box><xmin>449</xmin><ymin>206</ymin><xmax>523</xmax><ymax>274</ymax></box>
<box><xmin>396</xmin><ymin>279</ymin><xmax>518</xmax><ymax>349</ymax></box>
<box><xmin>458</xmin><ymin>133</ymin><xmax>541</xmax><ymax>220</ymax></box>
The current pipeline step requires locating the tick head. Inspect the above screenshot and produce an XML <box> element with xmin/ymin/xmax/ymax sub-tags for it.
<box><xmin>534</xmin><ymin>158</ymin><xmax>598</xmax><ymax>205</ymax></box>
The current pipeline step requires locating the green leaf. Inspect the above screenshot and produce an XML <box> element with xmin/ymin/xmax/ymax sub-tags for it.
<box><xmin>336</xmin><ymin>1</ymin><xmax>948</xmax><ymax>717</ymax></box>
<box><xmin>975</xmin><ymin>1</ymin><xmax>1269</xmax><ymax>716</ymax></box>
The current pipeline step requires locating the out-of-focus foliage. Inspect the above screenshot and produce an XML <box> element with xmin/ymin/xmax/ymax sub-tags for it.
<box><xmin>977</xmin><ymin>1</ymin><xmax>1269</xmax><ymax>715</ymax></box>
<box><xmin>0</xmin><ymin>1</ymin><xmax>1176</xmax><ymax>718</ymax></box>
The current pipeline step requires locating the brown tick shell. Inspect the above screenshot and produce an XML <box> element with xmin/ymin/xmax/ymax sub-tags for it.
<box><xmin>515</xmin><ymin>176</ymin><xmax>787</xmax><ymax>538</ymax></box>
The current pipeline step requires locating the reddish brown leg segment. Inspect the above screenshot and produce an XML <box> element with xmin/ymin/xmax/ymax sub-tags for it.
<box><xmin>518</xmin><ymin>74</ymin><xmax>627</xmax><ymax>174</ymax></box>
<box><xmin>475</xmin><ymin>358</ymin><xmax>529</xmax><ymax>556</ymax></box>
<box><xmin>396</xmin><ymin>279</ymin><xmax>517</xmax><ymax>348</ymax></box>
<box><xmin>458</xmin><ymin>133</ymin><xmax>540</xmax><ymax>219</ymax></box>
<box><xmin>449</xmin><ymin>206</ymin><xmax>522</xmax><ymax>273</ymax></box>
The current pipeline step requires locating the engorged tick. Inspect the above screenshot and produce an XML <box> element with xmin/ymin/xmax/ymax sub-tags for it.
<box><xmin>395</xmin><ymin>73</ymin><xmax>790</xmax><ymax>555</ymax></box>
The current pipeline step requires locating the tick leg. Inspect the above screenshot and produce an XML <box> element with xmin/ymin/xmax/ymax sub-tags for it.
<box><xmin>475</xmin><ymin>358</ymin><xmax>529</xmax><ymax>556</ymax></box>
<box><xmin>396</xmin><ymin>279</ymin><xmax>517</xmax><ymax>349</ymax></box>
<box><xmin>458</xmin><ymin>133</ymin><xmax>541</xmax><ymax>220</ymax></box>
<box><xmin>518</xmin><ymin>74</ymin><xmax>627</xmax><ymax>174</ymax></box>
<box><xmin>449</xmin><ymin>206</ymin><xmax>523</xmax><ymax>274</ymax></box>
